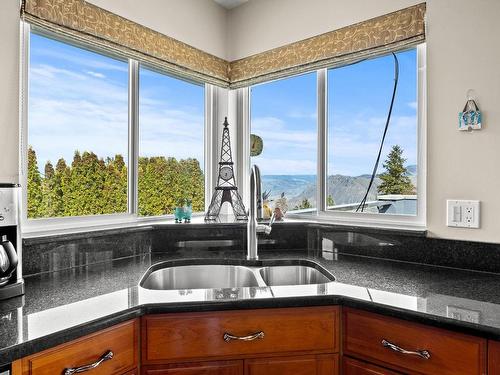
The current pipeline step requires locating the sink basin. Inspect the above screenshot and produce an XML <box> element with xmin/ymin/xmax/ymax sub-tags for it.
<box><xmin>259</xmin><ymin>265</ymin><xmax>334</xmax><ymax>286</ymax></box>
<box><xmin>139</xmin><ymin>259</ymin><xmax>335</xmax><ymax>290</ymax></box>
<box><xmin>140</xmin><ymin>264</ymin><xmax>260</xmax><ymax>290</ymax></box>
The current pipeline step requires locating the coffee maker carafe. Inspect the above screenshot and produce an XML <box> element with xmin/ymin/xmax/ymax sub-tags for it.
<box><xmin>0</xmin><ymin>184</ymin><xmax>24</xmax><ymax>300</ymax></box>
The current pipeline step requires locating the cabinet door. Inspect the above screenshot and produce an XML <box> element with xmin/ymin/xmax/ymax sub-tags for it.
<box><xmin>244</xmin><ymin>354</ymin><xmax>338</xmax><ymax>375</ymax></box>
<box><xmin>489</xmin><ymin>341</ymin><xmax>500</xmax><ymax>374</ymax></box>
<box><xmin>142</xmin><ymin>361</ymin><xmax>243</xmax><ymax>375</ymax></box>
<box><xmin>343</xmin><ymin>357</ymin><xmax>401</xmax><ymax>375</ymax></box>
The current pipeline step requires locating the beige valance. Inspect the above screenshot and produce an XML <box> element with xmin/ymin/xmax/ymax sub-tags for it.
<box><xmin>22</xmin><ymin>0</ymin><xmax>230</xmax><ymax>87</ymax></box>
<box><xmin>229</xmin><ymin>3</ymin><xmax>426</xmax><ymax>88</ymax></box>
<box><xmin>21</xmin><ymin>0</ymin><xmax>425</xmax><ymax>89</ymax></box>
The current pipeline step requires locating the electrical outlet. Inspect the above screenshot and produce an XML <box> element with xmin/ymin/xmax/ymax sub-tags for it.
<box><xmin>446</xmin><ymin>306</ymin><xmax>480</xmax><ymax>323</ymax></box>
<box><xmin>447</xmin><ymin>200</ymin><xmax>480</xmax><ymax>228</ymax></box>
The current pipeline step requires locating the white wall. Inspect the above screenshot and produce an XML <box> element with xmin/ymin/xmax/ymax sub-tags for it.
<box><xmin>87</xmin><ymin>0</ymin><xmax>228</xmax><ymax>59</ymax></box>
<box><xmin>228</xmin><ymin>0</ymin><xmax>500</xmax><ymax>243</ymax></box>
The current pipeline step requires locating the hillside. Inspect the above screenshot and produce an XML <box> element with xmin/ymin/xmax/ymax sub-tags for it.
<box><xmin>262</xmin><ymin>165</ymin><xmax>417</xmax><ymax>209</ymax></box>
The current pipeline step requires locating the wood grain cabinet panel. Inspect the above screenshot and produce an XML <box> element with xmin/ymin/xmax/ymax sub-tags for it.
<box><xmin>343</xmin><ymin>308</ymin><xmax>487</xmax><ymax>375</ymax></box>
<box><xmin>489</xmin><ymin>340</ymin><xmax>500</xmax><ymax>374</ymax></box>
<box><xmin>18</xmin><ymin>319</ymin><xmax>139</xmax><ymax>375</ymax></box>
<box><xmin>244</xmin><ymin>354</ymin><xmax>338</xmax><ymax>375</ymax></box>
<box><xmin>142</xmin><ymin>361</ymin><xmax>243</xmax><ymax>375</ymax></box>
<box><xmin>142</xmin><ymin>307</ymin><xmax>339</xmax><ymax>364</ymax></box>
<box><xmin>343</xmin><ymin>357</ymin><xmax>401</xmax><ymax>375</ymax></box>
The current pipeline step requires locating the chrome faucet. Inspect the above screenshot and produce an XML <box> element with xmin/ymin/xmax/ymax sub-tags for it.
<box><xmin>247</xmin><ymin>165</ymin><xmax>276</xmax><ymax>260</ymax></box>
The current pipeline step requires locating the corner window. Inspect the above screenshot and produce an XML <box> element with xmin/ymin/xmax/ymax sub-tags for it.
<box><xmin>327</xmin><ymin>49</ymin><xmax>418</xmax><ymax>216</ymax></box>
<box><xmin>24</xmin><ymin>28</ymin><xmax>207</xmax><ymax>227</ymax></box>
<box><xmin>250</xmin><ymin>72</ymin><xmax>317</xmax><ymax>213</ymax></box>
<box><xmin>249</xmin><ymin>46</ymin><xmax>424</xmax><ymax>225</ymax></box>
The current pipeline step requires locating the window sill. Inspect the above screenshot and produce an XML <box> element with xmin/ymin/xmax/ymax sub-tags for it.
<box><xmin>286</xmin><ymin>211</ymin><xmax>426</xmax><ymax>234</ymax></box>
<box><xmin>22</xmin><ymin>213</ymin><xmax>207</xmax><ymax>239</ymax></box>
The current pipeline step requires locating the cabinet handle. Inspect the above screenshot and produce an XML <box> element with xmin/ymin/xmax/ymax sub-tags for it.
<box><xmin>382</xmin><ymin>339</ymin><xmax>430</xmax><ymax>359</ymax></box>
<box><xmin>223</xmin><ymin>331</ymin><xmax>264</xmax><ymax>342</ymax></box>
<box><xmin>63</xmin><ymin>350</ymin><xmax>114</xmax><ymax>374</ymax></box>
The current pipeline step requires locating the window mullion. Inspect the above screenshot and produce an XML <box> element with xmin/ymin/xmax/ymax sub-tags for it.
<box><xmin>128</xmin><ymin>59</ymin><xmax>139</xmax><ymax>215</ymax></box>
<box><xmin>317</xmin><ymin>69</ymin><xmax>328</xmax><ymax>213</ymax></box>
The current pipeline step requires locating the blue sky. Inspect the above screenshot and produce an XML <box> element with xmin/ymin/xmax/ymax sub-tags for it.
<box><xmin>30</xmin><ymin>31</ymin><xmax>416</xmax><ymax>180</ymax></box>
<box><xmin>251</xmin><ymin>49</ymin><xmax>417</xmax><ymax>177</ymax></box>
<box><xmin>29</xmin><ymin>32</ymin><xmax>204</xmax><ymax>171</ymax></box>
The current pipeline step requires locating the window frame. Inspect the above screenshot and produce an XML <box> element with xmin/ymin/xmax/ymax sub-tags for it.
<box><xmin>20</xmin><ymin>23</ymin><xmax>213</xmax><ymax>235</ymax></box>
<box><xmin>247</xmin><ymin>44</ymin><xmax>427</xmax><ymax>229</ymax></box>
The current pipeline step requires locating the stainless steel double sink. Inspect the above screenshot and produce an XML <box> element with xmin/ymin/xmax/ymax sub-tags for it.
<box><xmin>139</xmin><ymin>259</ymin><xmax>335</xmax><ymax>290</ymax></box>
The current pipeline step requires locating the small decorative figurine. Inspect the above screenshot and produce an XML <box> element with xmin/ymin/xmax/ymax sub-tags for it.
<box><xmin>274</xmin><ymin>192</ymin><xmax>288</xmax><ymax>221</ymax></box>
<box><xmin>205</xmin><ymin>117</ymin><xmax>247</xmax><ymax>221</ymax></box>
<box><xmin>175</xmin><ymin>198</ymin><xmax>192</xmax><ymax>223</ymax></box>
<box><xmin>459</xmin><ymin>89</ymin><xmax>482</xmax><ymax>131</ymax></box>
<box><xmin>262</xmin><ymin>190</ymin><xmax>272</xmax><ymax>220</ymax></box>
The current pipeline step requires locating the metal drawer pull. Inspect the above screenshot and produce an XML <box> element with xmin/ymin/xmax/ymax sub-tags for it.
<box><xmin>63</xmin><ymin>350</ymin><xmax>114</xmax><ymax>374</ymax></box>
<box><xmin>223</xmin><ymin>331</ymin><xmax>264</xmax><ymax>342</ymax></box>
<box><xmin>382</xmin><ymin>339</ymin><xmax>431</xmax><ymax>359</ymax></box>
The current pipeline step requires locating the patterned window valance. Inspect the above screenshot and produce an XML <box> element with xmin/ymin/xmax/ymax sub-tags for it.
<box><xmin>21</xmin><ymin>0</ymin><xmax>425</xmax><ymax>88</ymax></box>
<box><xmin>22</xmin><ymin>0</ymin><xmax>231</xmax><ymax>87</ymax></box>
<box><xmin>229</xmin><ymin>3</ymin><xmax>426</xmax><ymax>88</ymax></box>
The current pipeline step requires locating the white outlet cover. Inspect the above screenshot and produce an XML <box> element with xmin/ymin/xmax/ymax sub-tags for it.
<box><xmin>446</xmin><ymin>200</ymin><xmax>480</xmax><ymax>228</ymax></box>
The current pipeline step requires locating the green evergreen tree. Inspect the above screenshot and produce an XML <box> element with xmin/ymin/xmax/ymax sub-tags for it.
<box><xmin>327</xmin><ymin>195</ymin><xmax>335</xmax><ymax>207</ymax></box>
<box><xmin>294</xmin><ymin>198</ymin><xmax>312</xmax><ymax>210</ymax></box>
<box><xmin>27</xmin><ymin>146</ymin><xmax>43</xmax><ymax>218</ymax></box>
<box><xmin>53</xmin><ymin>158</ymin><xmax>69</xmax><ymax>216</ymax></box>
<box><xmin>41</xmin><ymin>161</ymin><xmax>57</xmax><ymax>217</ymax></box>
<box><xmin>378</xmin><ymin>145</ymin><xmax>415</xmax><ymax>195</ymax></box>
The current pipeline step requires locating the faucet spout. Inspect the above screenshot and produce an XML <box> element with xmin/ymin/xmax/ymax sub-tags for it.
<box><xmin>247</xmin><ymin>165</ymin><xmax>275</xmax><ymax>260</ymax></box>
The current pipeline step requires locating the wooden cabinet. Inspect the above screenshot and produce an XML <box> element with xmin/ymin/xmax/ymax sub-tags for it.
<box><xmin>11</xmin><ymin>306</ymin><xmax>495</xmax><ymax>375</ymax></box>
<box><xmin>142</xmin><ymin>306</ymin><xmax>339</xmax><ymax>364</ymax></box>
<box><xmin>245</xmin><ymin>354</ymin><xmax>338</xmax><ymax>375</ymax></box>
<box><xmin>13</xmin><ymin>319</ymin><xmax>139</xmax><ymax>375</ymax></box>
<box><xmin>142</xmin><ymin>361</ymin><xmax>243</xmax><ymax>375</ymax></box>
<box><xmin>343</xmin><ymin>308</ymin><xmax>487</xmax><ymax>375</ymax></box>
<box><xmin>343</xmin><ymin>357</ymin><xmax>401</xmax><ymax>375</ymax></box>
<box><xmin>489</xmin><ymin>340</ymin><xmax>500</xmax><ymax>374</ymax></box>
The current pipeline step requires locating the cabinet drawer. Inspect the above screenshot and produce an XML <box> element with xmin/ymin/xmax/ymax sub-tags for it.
<box><xmin>245</xmin><ymin>354</ymin><xmax>338</xmax><ymax>375</ymax></box>
<box><xmin>20</xmin><ymin>319</ymin><xmax>138</xmax><ymax>375</ymax></box>
<box><xmin>142</xmin><ymin>307</ymin><xmax>339</xmax><ymax>363</ymax></box>
<box><xmin>343</xmin><ymin>357</ymin><xmax>401</xmax><ymax>375</ymax></box>
<box><xmin>343</xmin><ymin>308</ymin><xmax>486</xmax><ymax>375</ymax></box>
<box><xmin>142</xmin><ymin>361</ymin><xmax>243</xmax><ymax>375</ymax></box>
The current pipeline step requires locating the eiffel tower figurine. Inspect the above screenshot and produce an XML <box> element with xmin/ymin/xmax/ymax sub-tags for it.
<box><xmin>205</xmin><ymin>117</ymin><xmax>248</xmax><ymax>222</ymax></box>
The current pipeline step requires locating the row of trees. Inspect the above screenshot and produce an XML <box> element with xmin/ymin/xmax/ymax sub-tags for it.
<box><xmin>27</xmin><ymin>147</ymin><xmax>204</xmax><ymax>219</ymax></box>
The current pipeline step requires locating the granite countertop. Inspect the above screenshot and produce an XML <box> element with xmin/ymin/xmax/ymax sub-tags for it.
<box><xmin>2</xmin><ymin>247</ymin><xmax>500</xmax><ymax>365</ymax></box>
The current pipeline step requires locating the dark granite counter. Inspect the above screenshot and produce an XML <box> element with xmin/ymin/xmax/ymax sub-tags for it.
<box><xmin>2</xmin><ymin>245</ymin><xmax>500</xmax><ymax>366</ymax></box>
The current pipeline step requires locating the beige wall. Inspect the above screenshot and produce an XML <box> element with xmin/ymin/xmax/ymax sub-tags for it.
<box><xmin>228</xmin><ymin>0</ymin><xmax>500</xmax><ymax>243</ymax></box>
<box><xmin>1</xmin><ymin>0</ymin><xmax>500</xmax><ymax>242</ymax></box>
<box><xmin>0</xmin><ymin>0</ymin><xmax>21</xmax><ymax>183</ymax></box>
<box><xmin>87</xmin><ymin>0</ymin><xmax>228</xmax><ymax>59</ymax></box>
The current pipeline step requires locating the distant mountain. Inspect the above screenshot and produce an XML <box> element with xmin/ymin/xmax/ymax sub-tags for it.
<box><xmin>261</xmin><ymin>175</ymin><xmax>316</xmax><ymax>201</ymax></box>
<box><xmin>261</xmin><ymin>165</ymin><xmax>417</xmax><ymax>209</ymax></box>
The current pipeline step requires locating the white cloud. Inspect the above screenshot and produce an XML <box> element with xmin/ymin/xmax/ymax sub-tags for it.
<box><xmin>407</xmin><ymin>101</ymin><xmax>418</xmax><ymax>110</ymax></box>
<box><xmin>86</xmin><ymin>71</ymin><xmax>106</xmax><ymax>79</ymax></box>
<box><xmin>28</xmin><ymin>62</ymin><xmax>204</xmax><ymax>168</ymax></box>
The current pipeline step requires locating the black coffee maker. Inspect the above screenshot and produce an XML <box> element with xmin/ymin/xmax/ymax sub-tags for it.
<box><xmin>0</xmin><ymin>184</ymin><xmax>24</xmax><ymax>300</ymax></box>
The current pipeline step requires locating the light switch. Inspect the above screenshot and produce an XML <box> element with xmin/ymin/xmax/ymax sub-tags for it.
<box><xmin>447</xmin><ymin>200</ymin><xmax>480</xmax><ymax>228</ymax></box>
